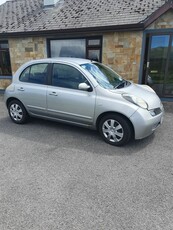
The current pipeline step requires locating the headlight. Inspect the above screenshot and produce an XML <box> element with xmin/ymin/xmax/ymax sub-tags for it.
<box><xmin>122</xmin><ymin>93</ymin><xmax>148</xmax><ymax>109</ymax></box>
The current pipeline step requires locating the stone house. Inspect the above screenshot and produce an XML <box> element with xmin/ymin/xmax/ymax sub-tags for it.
<box><xmin>0</xmin><ymin>0</ymin><xmax>173</xmax><ymax>99</ymax></box>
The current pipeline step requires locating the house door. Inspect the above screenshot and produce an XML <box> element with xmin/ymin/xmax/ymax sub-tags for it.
<box><xmin>144</xmin><ymin>34</ymin><xmax>173</xmax><ymax>98</ymax></box>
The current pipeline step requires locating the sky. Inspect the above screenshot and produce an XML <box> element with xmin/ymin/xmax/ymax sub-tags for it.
<box><xmin>0</xmin><ymin>0</ymin><xmax>7</xmax><ymax>5</ymax></box>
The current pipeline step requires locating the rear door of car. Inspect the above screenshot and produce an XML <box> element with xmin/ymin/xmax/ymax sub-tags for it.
<box><xmin>46</xmin><ymin>62</ymin><xmax>96</xmax><ymax>126</ymax></box>
<box><xmin>16</xmin><ymin>62</ymin><xmax>50</xmax><ymax>116</ymax></box>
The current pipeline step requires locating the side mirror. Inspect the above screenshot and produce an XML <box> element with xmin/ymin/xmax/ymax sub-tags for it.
<box><xmin>78</xmin><ymin>82</ymin><xmax>92</xmax><ymax>91</ymax></box>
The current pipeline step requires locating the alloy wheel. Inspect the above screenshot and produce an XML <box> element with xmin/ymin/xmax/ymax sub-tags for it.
<box><xmin>10</xmin><ymin>103</ymin><xmax>23</xmax><ymax>122</ymax></box>
<box><xmin>102</xmin><ymin>119</ymin><xmax>124</xmax><ymax>143</ymax></box>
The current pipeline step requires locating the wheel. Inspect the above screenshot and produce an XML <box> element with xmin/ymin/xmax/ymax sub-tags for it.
<box><xmin>8</xmin><ymin>100</ymin><xmax>28</xmax><ymax>124</ymax></box>
<box><xmin>98</xmin><ymin>114</ymin><xmax>133</xmax><ymax>146</ymax></box>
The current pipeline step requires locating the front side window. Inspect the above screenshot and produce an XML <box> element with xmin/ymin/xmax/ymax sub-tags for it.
<box><xmin>20</xmin><ymin>63</ymin><xmax>49</xmax><ymax>85</ymax></box>
<box><xmin>52</xmin><ymin>63</ymin><xmax>89</xmax><ymax>90</ymax></box>
<box><xmin>81</xmin><ymin>63</ymin><xmax>130</xmax><ymax>89</ymax></box>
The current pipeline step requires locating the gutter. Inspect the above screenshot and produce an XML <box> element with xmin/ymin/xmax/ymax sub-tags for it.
<box><xmin>0</xmin><ymin>23</ymin><xmax>144</xmax><ymax>38</ymax></box>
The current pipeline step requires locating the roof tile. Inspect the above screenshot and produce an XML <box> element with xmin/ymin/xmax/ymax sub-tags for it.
<box><xmin>0</xmin><ymin>0</ymin><xmax>168</xmax><ymax>33</ymax></box>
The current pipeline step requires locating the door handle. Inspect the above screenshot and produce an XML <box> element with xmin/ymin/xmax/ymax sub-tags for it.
<box><xmin>49</xmin><ymin>92</ymin><xmax>58</xmax><ymax>96</ymax></box>
<box><xmin>17</xmin><ymin>87</ymin><xmax>25</xmax><ymax>91</ymax></box>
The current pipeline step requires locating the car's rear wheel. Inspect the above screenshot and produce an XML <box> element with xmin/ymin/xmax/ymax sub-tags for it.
<box><xmin>8</xmin><ymin>100</ymin><xmax>28</xmax><ymax>124</ymax></box>
<box><xmin>98</xmin><ymin>114</ymin><xmax>133</xmax><ymax>146</ymax></box>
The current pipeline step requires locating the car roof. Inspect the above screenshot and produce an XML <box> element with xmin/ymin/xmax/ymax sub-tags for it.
<box><xmin>26</xmin><ymin>57</ymin><xmax>93</xmax><ymax>66</ymax></box>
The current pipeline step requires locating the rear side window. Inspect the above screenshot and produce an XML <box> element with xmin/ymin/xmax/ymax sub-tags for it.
<box><xmin>19</xmin><ymin>63</ymin><xmax>49</xmax><ymax>85</ymax></box>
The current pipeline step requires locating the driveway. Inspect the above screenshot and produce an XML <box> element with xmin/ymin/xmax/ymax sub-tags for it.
<box><xmin>0</xmin><ymin>95</ymin><xmax>173</xmax><ymax>230</ymax></box>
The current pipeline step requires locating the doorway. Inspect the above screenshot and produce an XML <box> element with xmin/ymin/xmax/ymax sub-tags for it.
<box><xmin>143</xmin><ymin>33</ymin><xmax>173</xmax><ymax>98</ymax></box>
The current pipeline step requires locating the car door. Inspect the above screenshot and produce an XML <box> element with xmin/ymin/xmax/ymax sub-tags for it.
<box><xmin>16</xmin><ymin>63</ymin><xmax>49</xmax><ymax>116</ymax></box>
<box><xmin>47</xmin><ymin>63</ymin><xmax>96</xmax><ymax>126</ymax></box>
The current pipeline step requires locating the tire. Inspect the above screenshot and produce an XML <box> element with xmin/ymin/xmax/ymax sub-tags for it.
<box><xmin>98</xmin><ymin>114</ymin><xmax>133</xmax><ymax>146</ymax></box>
<box><xmin>8</xmin><ymin>100</ymin><xmax>28</xmax><ymax>124</ymax></box>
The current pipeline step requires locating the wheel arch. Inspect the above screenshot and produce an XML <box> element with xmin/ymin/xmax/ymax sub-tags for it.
<box><xmin>96</xmin><ymin>112</ymin><xmax>135</xmax><ymax>138</ymax></box>
<box><xmin>6</xmin><ymin>97</ymin><xmax>28</xmax><ymax>113</ymax></box>
<box><xmin>6</xmin><ymin>97</ymin><xmax>23</xmax><ymax>107</ymax></box>
<box><xmin>6</xmin><ymin>97</ymin><xmax>29</xmax><ymax>124</ymax></box>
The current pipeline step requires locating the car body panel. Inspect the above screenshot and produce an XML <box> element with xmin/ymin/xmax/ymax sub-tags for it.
<box><xmin>13</xmin><ymin>82</ymin><xmax>47</xmax><ymax>116</ymax></box>
<box><xmin>47</xmin><ymin>85</ymin><xmax>96</xmax><ymax>125</ymax></box>
<box><xmin>110</xmin><ymin>83</ymin><xmax>161</xmax><ymax>110</ymax></box>
<box><xmin>130</xmin><ymin>107</ymin><xmax>163</xmax><ymax>139</ymax></box>
<box><xmin>93</xmin><ymin>86</ymin><xmax>139</xmax><ymax>124</ymax></box>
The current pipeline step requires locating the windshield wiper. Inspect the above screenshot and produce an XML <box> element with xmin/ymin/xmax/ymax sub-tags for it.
<box><xmin>114</xmin><ymin>80</ymin><xmax>127</xmax><ymax>89</ymax></box>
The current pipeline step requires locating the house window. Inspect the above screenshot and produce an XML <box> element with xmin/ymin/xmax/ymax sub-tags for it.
<box><xmin>0</xmin><ymin>41</ymin><xmax>12</xmax><ymax>76</ymax></box>
<box><xmin>86</xmin><ymin>38</ymin><xmax>102</xmax><ymax>62</ymax></box>
<box><xmin>50</xmin><ymin>39</ymin><xmax>86</xmax><ymax>58</ymax></box>
<box><xmin>49</xmin><ymin>37</ymin><xmax>102</xmax><ymax>62</ymax></box>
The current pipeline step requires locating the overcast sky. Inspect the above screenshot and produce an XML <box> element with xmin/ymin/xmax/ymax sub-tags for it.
<box><xmin>0</xmin><ymin>0</ymin><xmax>7</xmax><ymax>5</ymax></box>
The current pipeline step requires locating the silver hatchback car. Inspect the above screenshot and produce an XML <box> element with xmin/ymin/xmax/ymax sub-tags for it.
<box><xmin>4</xmin><ymin>58</ymin><xmax>164</xmax><ymax>146</ymax></box>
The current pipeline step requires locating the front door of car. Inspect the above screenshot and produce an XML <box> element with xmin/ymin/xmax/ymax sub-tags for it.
<box><xmin>47</xmin><ymin>63</ymin><xmax>96</xmax><ymax>125</ymax></box>
<box><xmin>16</xmin><ymin>63</ymin><xmax>49</xmax><ymax>116</ymax></box>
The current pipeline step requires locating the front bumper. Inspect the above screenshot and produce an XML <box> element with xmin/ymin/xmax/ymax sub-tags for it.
<box><xmin>130</xmin><ymin>105</ymin><xmax>164</xmax><ymax>140</ymax></box>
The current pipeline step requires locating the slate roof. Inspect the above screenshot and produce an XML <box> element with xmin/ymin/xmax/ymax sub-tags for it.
<box><xmin>0</xmin><ymin>0</ymin><xmax>170</xmax><ymax>34</ymax></box>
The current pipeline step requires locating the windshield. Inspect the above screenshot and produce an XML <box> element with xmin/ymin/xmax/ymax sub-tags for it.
<box><xmin>81</xmin><ymin>62</ymin><xmax>128</xmax><ymax>89</ymax></box>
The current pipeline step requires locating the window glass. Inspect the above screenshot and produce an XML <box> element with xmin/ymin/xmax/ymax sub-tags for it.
<box><xmin>88</xmin><ymin>49</ymin><xmax>100</xmax><ymax>61</ymax></box>
<box><xmin>0</xmin><ymin>41</ymin><xmax>12</xmax><ymax>76</ymax></box>
<box><xmin>88</xmin><ymin>39</ymin><xmax>101</xmax><ymax>46</ymax></box>
<box><xmin>81</xmin><ymin>63</ymin><xmax>125</xmax><ymax>89</ymax></box>
<box><xmin>19</xmin><ymin>67</ymin><xmax>30</xmax><ymax>82</ymax></box>
<box><xmin>52</xmin><ymin>63</ymin><xmax>88</xmax><ymax>89</ymax></box>
<box><xmin>0</xmin><ymin>43</ymin><xmax>9</xmax><ymax>49</ymax></box>
<box><xmin>50</xmin><ymin>39</ymin><xmax>86</xmax><ymax>58</ymax></box>
<box><xmin>164</xmin><ymin>38</ymin><xmax>173</xmax><ymax>96</ymax></box>
<box><xmin>49</xmin><ymin>37</ymin><xmax>102</xmax><ymax>62</ymax></box>
<box><xmin>20</xmin><ymin>63</ymin><xmax>48</xmax><ymax>85</ymax></box>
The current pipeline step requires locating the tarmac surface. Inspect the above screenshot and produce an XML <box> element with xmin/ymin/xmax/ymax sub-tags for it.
<box><xmin>0</xmin><ymin>95</ymin><xmax>173</xmax><ymax>230</ymax></box>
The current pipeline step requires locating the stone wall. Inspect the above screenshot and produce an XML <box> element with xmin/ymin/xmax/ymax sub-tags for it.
<box><xmin>102</xmin><ymin>31</ymin><xmax>143</xmax><ymax>82</ymax></box>
<box><xmin>147</xmin><ymin>9</ymin><xmax>173</xmax><ymax>29</ymax></box>
<box><xmin>0</xmin><ymin>79</ymin><xmax>11</xmax><ymax>90</ymax></box>
<box><xmin>9</xmin><ymin>37</ymin><xmax>47</xmax><ymax>74</ymax></box>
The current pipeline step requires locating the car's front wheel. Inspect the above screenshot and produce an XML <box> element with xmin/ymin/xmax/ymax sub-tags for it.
<box><xmin>98</xmin><ymin>114</ymin><xmax>133</xmax><ymax>146</ymax></box>
<box><xmin>8</xmin><ymin>100</ymin><xmax>28</xmax><ymax>124</ymax></box>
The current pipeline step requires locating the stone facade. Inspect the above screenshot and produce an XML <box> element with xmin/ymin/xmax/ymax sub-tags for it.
<box><xmin>9</xmin><ymin>37</ymin><xmax>47</xmax><ymax>74</ymax></box>
<box><xmin>147</xmin><ymin>9</ymin><xmax>173</xmax><ymax>29</ymax></box>
<box><xmin>102</xmin><ymin>31</ymin><xmax>143</xmax><ymax>83</ymax></box>
<box><xmin>0</xmin><ymin>79</ymin><xmax>11</xmax><ymax>90</ymax></box>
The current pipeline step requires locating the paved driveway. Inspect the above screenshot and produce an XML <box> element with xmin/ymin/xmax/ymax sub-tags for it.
<box><xmin>0</xmin><ymin>95</ymin><xmax>173</xmax><ymax>230</ymax></box>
